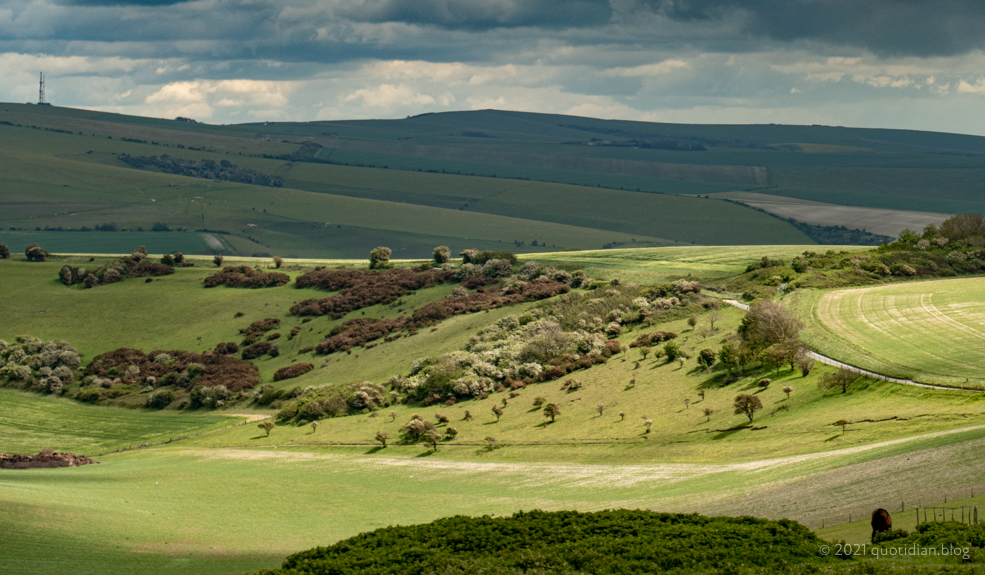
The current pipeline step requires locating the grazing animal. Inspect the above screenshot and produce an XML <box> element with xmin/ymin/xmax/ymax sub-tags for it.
<box><xmin>871</xmin><ymin>508</ymin><xmax>892</xmax><ymax>542</ymax></box>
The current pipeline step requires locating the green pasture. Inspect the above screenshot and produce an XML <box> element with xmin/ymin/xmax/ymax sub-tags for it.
<box><xmin>0</xmin><ymin>389</ymin><xmax>235</xmax><ymax>454</ymax></box>
<box><xmin>4</xmin><ymin>408</ymin><xmax>985</xmax><ymax>574</ymax></box>
<box><xmin>521</xmin><ymin>244</ymin><xmax>870</xmax><ymax>284</ymax></box>
<box><xmin>792</xmin><ymin>278</ymin><xmax>985</xmax><ymax>387</ymax></box>
<box><xmin>0</xmin><ymin>231</ymin><xmax>215</xmax><ymax>255</ymax></box>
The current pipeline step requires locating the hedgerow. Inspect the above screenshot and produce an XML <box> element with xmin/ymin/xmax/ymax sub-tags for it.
<box><xmin>204</xmin><ymin>266</ymin><xmax>290</xmax><ymax>288</ymax></box>
<box><xmin>256</xmin><ymin>510</ymin><xmax>832</xmax><ymax>575</ymax></box>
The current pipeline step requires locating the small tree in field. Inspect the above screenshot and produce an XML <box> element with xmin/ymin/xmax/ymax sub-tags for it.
<box><xmin>310</xmin><ymin>421</ymin><xmax>319</xmax><ymax>433</ymax></box>
<box><xmin>834</xmin><ymin>419</ymin><xmax>849</xmax><ymax>435</ymax></box>
<box><xmin>684</xmin><ymin>398</ymin><xmax>691</xmax><ymax>409</ymax></box>
<box><xmin>0</xmin><ymin>244</ymin><xmax>9</xmax><ymax>259</ymax></box>
<box><xmin>702</xmin><ymin>407</ymin><xmax>715</xmax><ymax>422</ymax></box>
<box><xmin>424</xmin><ymin>429</ymin><xmax>442</xmax><ymax>451</ymax></box>
<box><xmin>688</xmin><ymin>314</ymin><xmax>698</xmax><ymax>330</ymax></box>
<box><xmin>821</xmin><ymin>369</ymin><xmax>859</xmax><ymax>394</ymax></box>
<box><xmin>618</xmin><ymin>411</ymin><xmax>626</xmax><ymax>421</ymax></box>
<box><xmin>544</xmin><ymin>403</ymin><xmax>561</xmax><ymax>422</ymax></box>
<box><xmin>782</xmin><ymin>385</ymin><xmax>793</xmax><ymax>399</ymax></box>
<box><xmin>258</xmin><ymin>420</ymin><xmax>275</xmax><ymax>436</ymax></box>
<box><xmin>273</xmin><ymin>256</ymin><xmax>283</xmax><ymax>269</ymax></box>
<box><xmin>798</xmin><ymin>355</ymin><xmax>814</xmax><ymax>377</ymax></box>
<box><xmin>533</xmin><ymin>396</ymin><xmax>546</xmax><ymax>407</ymax></box>
<box><xmin>596</xmin><ymin>403</ymin><xmax>604</xmax><ymax>417</ymax></box>
<box><xmin>213</xmin><ymin>254</ymin><xmax>223</xmax><ymax>267</ymax></box>
<box><xmin>433</xmin><ymin>245</ymin><xmax>451</xmax><ymax>265</ymax></box>
<box><xmin>375</xmin><ymin>430</ymin><xmax>389</xmax><ymax>448</ymax></box>
<box><xmin>492</xmin><ymin>405</ymin><xmax>503</xmax><ymax>422</ymax></box>
<box><xmin>369</xmin><ymin>246</ymin><xmax>392</xmax><ymax>269</ymax></box>
<box><xmin>733</xmin><ymin>394</ymin><xmax>763</xmax><ymax>422</ymax></box>
<box><xmin>708</xmin><ymin>310</ymin><xmax>721</xmax><ymax>331</ymax></box>
<box><xmin>463</xmin><ymin>410</ymin><xmax>473</xmax><ymax>421</ymax></box>
<box><xmin>484</xmin><ymin>436</ymin><xmax>497</xmax><ymax>451</ymax></box>
<box><xmin>435</xmin><ymin>412</ymin><xmax>449</xmax><ymax>424</ymax></box>
<box><xmin>664</xmin><ymin>341</ymin><xmax>680</xmax><ymax>361</ymax></box>
<box><xmin>390</xmin><ymin>410</ymin><xmax>398</xmax><ymax>422</ymax></box>
<box><xmin>642</xmin><ymin>416</ymin><xmax>653</xmax><ymax>433</ymax></box>
<box><xmin>639</xmin><ymin>346</ymin><xmax>652</xmax><ymax>361</ymax></box>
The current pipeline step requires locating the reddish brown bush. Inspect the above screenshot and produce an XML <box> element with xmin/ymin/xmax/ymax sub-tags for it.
<box><xmin>315</xmin><ymin>318</ymin><xmax>410</xmax><ymax>355</ymax></box>
<box><xmin>84</xmin><ymin>348</ymin><xmax>258</xmax><ymax>391</ymax></box>
<box><xmin>214</xmin><ymin>342</ymin><xmax>239</xmax><ymax>355</ymax></box>
<box><xmin>629</xmin><ymin>331</ymin><xmax>678</xmax><ymax>348</ymax></box>
<box><xmin>291</xmin><ymin>268</ymin><xmax>455</xmax><ymax>318</ymax></box>
<box><xmin>204</xmin><ymin>266</ymin><xmax>289</xmax><ymax>288</ymax></box>
<box><xmin>603</xmin><ymin>340</ymin><xmax>623</xmax><ymax>357</ymax></box>
<box><xmin>520</xmin><ymin>278</ymin><xmax>571</xmax><ymax>300</ymax></box>
<box><xmin>460</xmin><ymin>276</ymin><xmax>500</xmax><ymax>289</ymax></box>
<box><xmin>242</xmin><ymin>342</ymin><xmax>273</xmax><ymax>360</ymax></box>
<box><xmin>412</xmin><ymin>292</ymin><xmax>524</xmax><ymax>324</ymax></box>
<box><xmin>298</xmin><ymin>346</ymin><xmax>314</xmax><ymax>354</ymax></box>
<box><xmin>239</xmin><ymin>318</ymin><xmax>280</xmax><ymax>345</ymax></box>
<box><xmin>273</xmin><ymin>363</ymin><xmax>315</xmax><ymax>381</ymax></box>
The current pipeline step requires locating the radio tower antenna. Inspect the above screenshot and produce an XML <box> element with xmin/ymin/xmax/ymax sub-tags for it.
<box><xmin>38</xmin><ymin>72</ymin><xmax>49</xmax><ymax>106</ymax></box>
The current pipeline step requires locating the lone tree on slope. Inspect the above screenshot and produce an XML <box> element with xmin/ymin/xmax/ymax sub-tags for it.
<box><xmin>733</xmin><ymin>394</ymin><xmax>763</xmax><ymax>423</ymax></box>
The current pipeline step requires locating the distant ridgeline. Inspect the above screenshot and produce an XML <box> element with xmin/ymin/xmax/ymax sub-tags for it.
<box><xmin>117</xmin><ymin>154</ymin><xmax>283</xmax><ymax>187</ymax></box>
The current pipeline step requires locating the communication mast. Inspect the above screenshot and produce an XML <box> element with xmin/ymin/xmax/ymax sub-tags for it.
<box><xmin>38</xmin><ymin>72</ymin><xmax>50</xmax><ymax>106</ymax></box>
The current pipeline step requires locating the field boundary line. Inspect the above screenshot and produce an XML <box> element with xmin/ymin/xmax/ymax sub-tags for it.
<box><xmin>721</xmin><ymin>298</ymin><xmax>983</xmax><ymax>393</ymax></box>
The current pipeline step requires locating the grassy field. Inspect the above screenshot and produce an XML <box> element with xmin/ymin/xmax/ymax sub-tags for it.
<box><xmin>792</xmin><ymin>278</ymin><xmax>985</xmax><ymax>387</ymax></box>
<box><xmin>4</xmin><ymin>243</ymin><xmax>985</xmax><ymax>573</ymax></box>
<box><xmin>0</xmin><ymin>389</ymin><xmax>235</xmax><ymax>454</ymax></box>
<box><xmin>521</xmin><ymin>244</ymin><xmax>871</xmax><ymax>285</ymax></box>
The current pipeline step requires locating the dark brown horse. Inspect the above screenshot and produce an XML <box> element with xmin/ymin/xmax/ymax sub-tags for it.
<box><xmin>871</xmin><ymin>508</ymin><xmax>892</xmax><ymax>542</ymax></box>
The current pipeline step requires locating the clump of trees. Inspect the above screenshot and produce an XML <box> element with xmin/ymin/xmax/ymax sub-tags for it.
<box><xmin>204</xmin><ymin>266</ymin><xmax>289</xmax><ymax>289</ymax></box>
<box><xmin>83</xmin><ymin>347</ymin><xmax>259</xmax><ymax>394</ymax></box>
<box><xmin>118</xmin><ymin>154</ymin><xmax>284</xmax><ymax>187</ymax></box>
<box><xmin>0</xmin><ymin>244</ymin><xmax>9</xmax><ymax>259</ymax></box>
<box><xmin>0</xmin><ymin>336</ymin><xmax>81</xmax><ymax>395</ymax></box>
<box><xmin>25</xmin><ymin>244</ymin><xmax>48</xmax><ymax>262</ymax></box>
<box><xmin>60</xmin><ymin>246</ymin><xmax>173</xmax><ymax>288</ymax></box>
<box><xmin>275</xmin><ymin>381</ymin><xmax>393</xmax><ymax>424</ymax></box>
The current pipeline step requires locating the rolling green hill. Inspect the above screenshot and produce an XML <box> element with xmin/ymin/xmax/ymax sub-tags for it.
<box><xmin>0</xmin><ymin>103</ymin><xmax>818</xmax><ymax>257</ymax></box>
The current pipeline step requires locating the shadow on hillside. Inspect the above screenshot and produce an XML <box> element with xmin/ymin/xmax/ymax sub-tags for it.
<box><xmin>712</xmin><ymin>425</ymin><xmax>750</xmax><ymax>440</ymax></box>
<box><xmin>364</xmin><ymin>446</ymin><xmax>385</xmax><ymax>454</ymax></box>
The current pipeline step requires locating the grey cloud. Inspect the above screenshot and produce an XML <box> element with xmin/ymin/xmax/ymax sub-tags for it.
<box><xmin>336</xmin><ymin>0</ymin><xmax>613</xmax><ymax>30</ymax></box>
<box><xmin>649</xmin><ymin>0</ymin><xmax>985</xmax><ymax>57</ymax></box>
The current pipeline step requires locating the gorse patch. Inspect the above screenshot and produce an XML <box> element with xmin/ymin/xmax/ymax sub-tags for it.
<box><xmin>204</xmin><ymin>266</ymin><xmax>290</xmax><ymax>288</ymax></box>
<box><xmin>256</xmin><ymin>510</ymin><xmax>832</xmax><ymax>575</ymax></box>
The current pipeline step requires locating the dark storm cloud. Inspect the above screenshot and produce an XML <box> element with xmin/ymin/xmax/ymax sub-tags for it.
<box><xmin>651</xmin><ymin>0</ymin><xmax>985</xmax><ymax>57</ymax></box>
<box><xmin>336</xmin><ymin>0</ymin><xmax>613</xmax><ymax>30</ymax></box>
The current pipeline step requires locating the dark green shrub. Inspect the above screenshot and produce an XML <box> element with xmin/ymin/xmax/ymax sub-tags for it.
<box><xmin>872</xmin><ymin>528</ymin><xmax>909</xmax><ymax>544</ymax></box>
<box><xmin>25</xmin><ymin>244</ymin><xmax>48</xmax><ymax>262</ymax></box>
<box><xmin>0</xmin><ymin>244</ymin><xmax>9</xmax><ymax>259</ymax></box>
<box><xmin>258</xmin><ymin>510</ymin><xmax>833</xmax><ymax>575</ymax></box>
<box><xmin>146</xmin><ymin>389</ymin><xmax>175</xmax><ymax>409</ymax></box>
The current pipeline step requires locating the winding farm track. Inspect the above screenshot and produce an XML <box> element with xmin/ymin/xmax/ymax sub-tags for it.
<box><xmin>720</xmin><ymin>299</ymin><xmax>978</xmax><ymax>393</ymax></box>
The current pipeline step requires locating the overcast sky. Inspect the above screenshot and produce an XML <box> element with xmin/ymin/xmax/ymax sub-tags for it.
<box><xmin>5</xmin><ymin>0</ymin><xmax>985</xmax><ymax>134</ymax></box>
